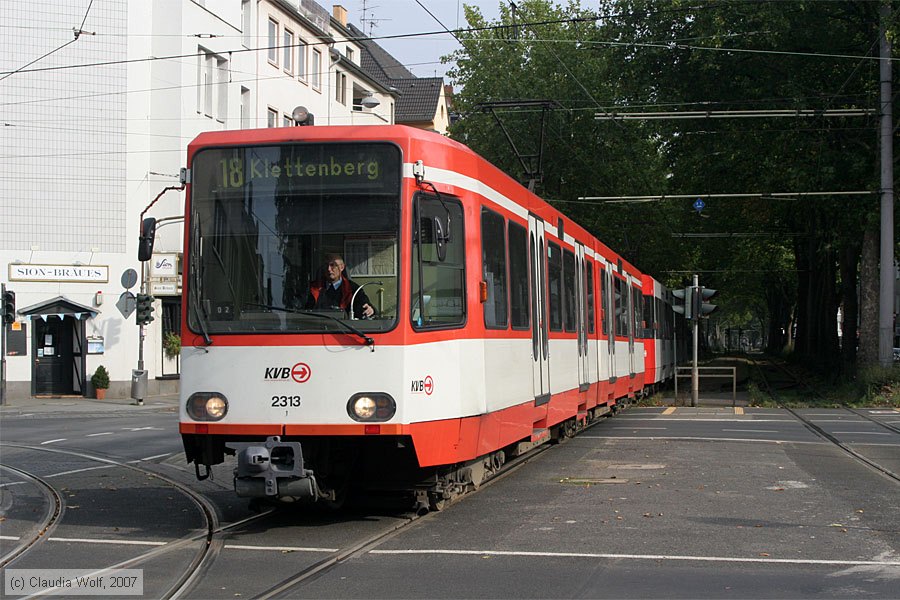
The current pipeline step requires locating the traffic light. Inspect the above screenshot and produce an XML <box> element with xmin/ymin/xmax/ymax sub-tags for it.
<box><xmin>694</xmin><ymin>286</ymin><xmax>718</xmax><ymax>318</ymax></box>
<box><xmin>135</xmin><ymin>293</ymin><xmax>155</xmax><ymax>326</ymax></box>
<box><xmin>672</xmin><ymin>286</ymin><xmax>693</xmax><ymax>320</ymax></box>
<box><xmin>2</xmin><ymin>289</ymin><xmax>15</xmax><ymax>323</ymax></box>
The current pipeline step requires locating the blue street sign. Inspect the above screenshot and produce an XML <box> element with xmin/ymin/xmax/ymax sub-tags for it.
<box><xmin>693</xmin><ymin>198</ymin><xmax>706</xmax><ymax>212</ymax></box>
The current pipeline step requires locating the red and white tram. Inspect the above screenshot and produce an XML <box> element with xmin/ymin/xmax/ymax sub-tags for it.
<box><xmin>174</xmin><ymin>125</ymin><xmax>675</xmax><ymax>509</ymax></box>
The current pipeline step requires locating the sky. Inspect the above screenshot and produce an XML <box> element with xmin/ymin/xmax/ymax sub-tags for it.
<box><xmin>343</xmin><ymin>0</ymin><xmax>503</xmax><ymax>80</ymax></box>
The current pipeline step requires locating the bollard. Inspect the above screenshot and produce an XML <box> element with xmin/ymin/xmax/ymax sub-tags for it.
<box><xmin>131</xmin><ymin>369</ymin><xmax>148</xmax><ymax>405</ymax></box>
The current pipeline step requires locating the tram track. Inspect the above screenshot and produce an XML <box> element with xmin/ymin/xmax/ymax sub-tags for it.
<box><xmin>0</xmin><ymin>463</ymin><xmax>63</xmax><ymax>569</ymax></box>
<box><xmin>0</xmin><ymin>443</ymin><xmax>274</xmax><ymax>598</ymax></box>
<box><xmin>747</xmin><ymin>356</ymin><xmax>900</xmax><ymax>485</ymax></box>
<box><xmin>251</xmin><ymin>407</ymin><xmax>618</xmax><ymax>599</ymax></box>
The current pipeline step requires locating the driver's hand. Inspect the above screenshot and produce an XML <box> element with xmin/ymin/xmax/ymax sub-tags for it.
<box><xmin>362</xmin><ymin>303</ymin><xmax>375</xmax><ymax>318</ymax></box>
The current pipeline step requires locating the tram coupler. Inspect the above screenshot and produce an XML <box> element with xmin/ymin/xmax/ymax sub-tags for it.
<box><xmin>228</xmin><ymin>436</ymin><xmax>324</xmax><ymax>501</ymax></box>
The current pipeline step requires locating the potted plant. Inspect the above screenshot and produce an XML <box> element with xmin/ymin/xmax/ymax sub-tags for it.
<box><xmin>91</xmin><ymin>365</ymin><xmax>110</xmax><ymax>399</ymax></box>
<box><xmin>163</xmin><ymin>332</ymin><xmax>181</xmax><ymax>359</ymax></box>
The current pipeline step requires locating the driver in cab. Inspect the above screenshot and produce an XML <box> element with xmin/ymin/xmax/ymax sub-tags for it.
<box><xmin>306</xmin><ymin>254</ymin><xmax>375</xmax><ymax>319</ymax></box>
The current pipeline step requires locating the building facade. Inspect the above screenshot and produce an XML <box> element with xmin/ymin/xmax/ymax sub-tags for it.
<box><xmin>0</xmin><ymin>0</ymin><xmax>435</xmax><ymax>400</ymax></box>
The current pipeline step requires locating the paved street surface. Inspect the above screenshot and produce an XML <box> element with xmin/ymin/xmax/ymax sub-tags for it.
<box><xmin>2</xmin><ymin>394</ymin><xmax>898</xmax><ymax>598</ymax></box>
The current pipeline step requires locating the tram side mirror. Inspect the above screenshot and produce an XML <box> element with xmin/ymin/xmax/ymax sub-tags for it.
<box><xmin>138</xmin><ymin>217</ymin><xmax>157</xmax><ymax>262</ymax></box>
<box><xmin>433</xmin><ymin>217</ymin><xmax>449</xmax><ymax>262</ymax></box>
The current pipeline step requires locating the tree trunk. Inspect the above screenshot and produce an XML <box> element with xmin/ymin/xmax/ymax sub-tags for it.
<box><xmin>794</xmin><ymin>238</ymin><xmax>811</xmax><ymax>357</ymax></box>
<box><xmin>858</xmin><ymin>223</ymin><xmax>880</xmax><ymax>367</ymax></box>
<box><xmin>839</xmin><ymin>241</ymin><xmax>860</xmax><ymax>370</ymax></box>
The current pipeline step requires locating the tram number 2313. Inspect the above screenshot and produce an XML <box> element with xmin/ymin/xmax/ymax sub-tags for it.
<box><xmin>271</xmin><ymin>395</ymin><xmax>302</xmax><ymax>408</ymax></box>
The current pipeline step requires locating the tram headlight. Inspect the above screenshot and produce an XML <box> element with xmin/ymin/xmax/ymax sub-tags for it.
<box><xmin>187</xmin><ymin>392</ymin><xmax>229</xmax><ymax>421</ymax></box>
<box><xmin>347</xmin><ymin>393</ymin><xmax>395</xmax><ymax>422</ymax></box>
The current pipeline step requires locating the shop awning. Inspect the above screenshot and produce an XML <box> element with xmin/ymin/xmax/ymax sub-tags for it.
<box><xmin>17</xmin><ymin>296</ymin><xmax>98</xmax><ymax>321</ymax></box>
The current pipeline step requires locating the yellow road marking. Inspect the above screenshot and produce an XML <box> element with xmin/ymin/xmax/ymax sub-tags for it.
<box><xmin>734</xmin><ymin>407</ymin><xmax>744</xmax><ymax>415</ymax></box>
<box><xmin>662</xmin><ymin>407</ymin><xmax>676</xmax><ymax>415</ymax></box>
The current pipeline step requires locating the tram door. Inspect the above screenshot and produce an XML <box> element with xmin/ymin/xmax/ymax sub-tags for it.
<box><xmin>628</xmin><ymin>282</ymin><xmax>636</xmax><ymax>378</ymax></box>
<box><xmin>604</xmin><ymin>266</ymin><xmax>615</xmax><ymax>381</ymax></box>
<box><xmin>528</xmin><ymin>215</ymin><xmax>550</xmax><ymax>403</ymax></box>
<box><xmin>575</xmin><ymin>243</ymin><xmax>589</xmax><ymax>390</ymax></box>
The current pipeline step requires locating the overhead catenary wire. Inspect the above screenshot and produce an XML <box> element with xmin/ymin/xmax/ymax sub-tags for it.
<box><xmin>576</xmin><ymin>191</ymin><xmax>875</xmax><ymax>203</ymax></box>
<box><xmin>593</xmin><ymin>109</ymin><xmax>874</xmax><ymax>120</ymax></box>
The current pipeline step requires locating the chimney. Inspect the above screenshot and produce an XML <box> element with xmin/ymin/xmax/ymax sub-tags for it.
<box><xmin>332</xmin><ymin>5</ymin><xmax>347</xmax><ymax>27</ymax></box>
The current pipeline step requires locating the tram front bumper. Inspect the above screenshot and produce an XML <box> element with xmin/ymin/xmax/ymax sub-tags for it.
<box><xmin>228</xmin><ymin>436</ymin><xmax>325</xmax><ymax>501</ymax></box>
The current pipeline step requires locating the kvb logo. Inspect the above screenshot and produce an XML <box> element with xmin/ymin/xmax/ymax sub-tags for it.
<box><xmin>410</xmin><ymin>375</ymin><xmax>434</xmax><ymax>395</ymax></box>
<box><xmin>264</xmin><ymin>362</ymin><xmax>311</xmax><ymax>383</ymax></box>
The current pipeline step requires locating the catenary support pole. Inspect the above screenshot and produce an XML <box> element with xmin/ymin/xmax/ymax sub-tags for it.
<box><xmin>692</xmin><ymin>274</ymin><xmax>699</xmax><ymax>407</ymax></box>
<box><xmin>878</xmin><ymin>0</ymin><xmax>895</xmax><ymax>367</ymax></box>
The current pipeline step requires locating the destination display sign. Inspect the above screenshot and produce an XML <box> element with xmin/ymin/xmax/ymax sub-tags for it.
<box><xmin>192</xmin><ymin>143</ymin><xmax>401</xmax><ymax>195</ymax></box>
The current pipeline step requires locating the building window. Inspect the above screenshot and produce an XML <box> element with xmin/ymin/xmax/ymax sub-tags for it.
<box><xmin>282</xmin><ymin>114</ymin><xmax>293</xmax><ymax>127</ymax></box>
<box><xmin>345</xmin><ymin>47</ymin><xmax>354</xmax><ymax>63</ymax></box>
<box><xmin>267</xmin><ymin>107</ymin><xmax>278</xmax><ymax>128</ymax></box>
<box><xmin>283</xmin><ymin>29</ymin><xmax>294</xmax><ymax>74</ymax></box>
<box><xmin>241</xmin><ymin>0</ymin><xmax>251</xmax><ymax>47</ymax></box>
<box><xmin>335</xmin><ymin>71</ymin><xmax>346</xmax><ymax>104</ymax></box>
<box><xmin>311</xmin><ymin>49</ymin><xmax>321</xmax><ymax>90</ymax></box>
<box><xmin>197</xmin><ymin>48</ymin><xmax>228</xmax><ymax>122</ymax></box>
<box><xmin>240</xmin><ymin>87</ymin><xmax>251</xmax><ymax>128</ymax></box>
<box><xmin>297</xmin><ymin>39</ymin><xmax>307</xmax><ymax>81</ymax></box>
<box><xmin>267</xmin><ymin>18</ymin><xmax>278</xmax><ymax>65</ymax></box>
<box><xmin>216</xmin><ymin>56</ymin><xmax>228</xmax><ymax>123</ymax></box>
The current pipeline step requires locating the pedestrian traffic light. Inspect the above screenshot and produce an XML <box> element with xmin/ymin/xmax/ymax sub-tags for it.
<box><xmin>2</xmin><ymin>290</ymin><xmax>15</xmax><ymax>323</ymax></box>
<box><xmin>672</xmin><ymin>286</ymin><xmax>693</xmax><ymax>320</ymax></box>
<box><xmin>135</xmin><ymin>293</ymin><xmax>155</xmax><ymax>325</ymax></box>
<box><xmin>694</xmin><ymin>286</ymin><xmax>718</xmax><ymax>318</ymax></box>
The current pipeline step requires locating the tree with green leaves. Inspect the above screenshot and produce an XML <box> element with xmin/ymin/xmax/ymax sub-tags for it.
<box><xmin>447</xmin><ymin>0</ymin><xmax>897</xmax><ymax>378</ymax></box>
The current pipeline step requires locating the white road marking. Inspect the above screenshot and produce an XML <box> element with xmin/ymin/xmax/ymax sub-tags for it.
<box><xmin>369</xmin><ymin>548</ymin><xmax>900</xmax><ymax>567</ymax></box>
<box><xmin>614</xmin><ymin>417</ymin><xmax>796</xmax><ymax>423</ymax></box>
<box><xmin>0</xmin><ymin>535</ymin><xmax>336</xmax><ymax>552</ymax></box>
<box><xmin>130</xmin><ymin>453</ymin><xmax>172</xmax><ymax>462</ymax></box>
<box><xmin>40</xmin><ymin>439</ymin><xmax>66</xmax><ymax>445</ymax></box>
<box><xmin>225</xmin><ymin>544</ymin><xmax>339</xmax><ymax>553</ymax></box>
<box><xmin>48</xmin><ymin>537</ymin><xmax>167</xmax><ymax>546</ymax></box>
<box><xmin>611</xmin><ymin>427</ymin><xmax>667</xmax><ymax>430</ymax></box>
<box><xmin>46</xmin><ymin>465</ymin><xmax>115</xmax><ymax>478</ymax></box>
<box><xmin>581</xmin><ymin>435</ymin><xmax>825</xmax><ymax>445</ymax></box>
<box><xmin>832</xmin><ymin>431</ymin><xmax>891</xmax><ymax>436</ymax></box>
<box><xmin>723</xmin><ymin>429</ymin><xmax>779</xmax><ymax>433</ymax></box>
<box><xmin>86</xmin><ymin>432</ymin><xmax>113</xmax><ymax>437</ymax></box>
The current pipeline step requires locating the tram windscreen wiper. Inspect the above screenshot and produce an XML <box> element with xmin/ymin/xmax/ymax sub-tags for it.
<box><xmin>245</xmin><ymin>304</ymin><xmax>375</xmax><ymax>349</ymax></box>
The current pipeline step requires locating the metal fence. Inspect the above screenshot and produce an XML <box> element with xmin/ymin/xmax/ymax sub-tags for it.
<box><xmin>674</xmin><ymin>366</ymin><xmax>737</xmax><ymax>407</ymax></box>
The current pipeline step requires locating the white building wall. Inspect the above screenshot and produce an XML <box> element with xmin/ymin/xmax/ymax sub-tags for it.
<box><xmin>0</xmin><ymin>0</ymin><xmax>397</xmax><ymax>400</ymax></box>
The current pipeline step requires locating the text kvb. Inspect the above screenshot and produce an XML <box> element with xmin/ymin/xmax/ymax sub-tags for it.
<box><xmin>411</xmin><ymin>380</ymin><xmax>430</xmax><ymax>392</ymax></box>
<box><xmin>265</xmin><ymin>367</ymin><xmax>292</xmax><ymax>380</ymax></box>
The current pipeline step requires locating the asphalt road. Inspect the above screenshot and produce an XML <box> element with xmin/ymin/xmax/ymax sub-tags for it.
<box><xmin>1</xmin><ymin>403</ymin><xmax>898</xmax><ymax>598</ymax></box>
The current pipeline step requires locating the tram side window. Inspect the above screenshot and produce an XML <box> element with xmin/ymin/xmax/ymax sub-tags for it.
<box><xmin>508</xmin><ymin>221</ymin><xmax>529</xmax><ymax>330</ymax></box>
<box><xmin>411</xmin><ymin>193</ymin><xmax>465</xmax><ymax>329</ymax></box>
<box><xmin>614</xmin><ymin>277</ymin><xmax>629</xmax><ymax>338</ymax></box>
<box><xmin>633</xmin><ymin>286</ymin><xmax>643</xmax><ymax>339</ymax></box>
<box><xmin>644</xmin><ymin>294</ymin><xmax>655</xmax><ymax>339</ymax></box>
<box><xmin>586</xmin><ymin>260</ymin><xmax>595</xmax><ymax>334</ymax></box>
<box><xmin>481</xmin><ymin>207</ymin><xmax>508</xmax><ymax>329</ymax></box>
<box><xmin>600</xmin><ymin>269</ymin><xmax>608</xmax><ymax>336</ymax></box>
<box><xmin>547</xmin><ymin>242</ymin><xmax>563</xmax><ymax>331</ymax></box>
<box><xmin>563</xmin><ymin>249</ymin><xmax>576</xmax><ymax>332</ymax></box>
